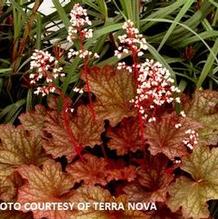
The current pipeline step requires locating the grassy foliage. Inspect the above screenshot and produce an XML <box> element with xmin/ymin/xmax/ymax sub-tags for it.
<box><xmin>0</xmin><ymin>0</ymin><xmax>217</xmax><ymax>120</ymax></box>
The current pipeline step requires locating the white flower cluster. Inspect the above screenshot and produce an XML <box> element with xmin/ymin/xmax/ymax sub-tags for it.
<box><xmin>67</xmin><ymin>3</ymin><xmax>93</xmax><ymax>43</ymax></box>
<box><xmin>183</xmin><ymin>129</ymin><xmax>198</xmax><ymax>150</ymax></box>
<box><xmin>73</xmin><ymin>87</ymin><xmax>84</xmax><ymax>94</ymax></box>
<box><xmin>131</xmin><ymin>59</ymin><xmax>181</xmax><ymax>123</ymax></box>
<box><xmin>34</xmin><ymin>85</ymin><xmax>56</xmax><ymax>96</ymax></box>
<box><xmin>68</xmin><ymin>49</ymin><xmax>99</xmax><ymax>59</ymax></box>
<box><xmin>114</xmin><ymin>20</ymin><xmax>147</xmax><ymax>60</ymax></box>
<box><xmin>117</xmin><ymin>62</ymin><xmax>133</xmax><ymax>73</ymax></box>
<box><xmin>30</xmin><ymin>50</ymin><xmax>65</xmax><ymax>96</ymax></box>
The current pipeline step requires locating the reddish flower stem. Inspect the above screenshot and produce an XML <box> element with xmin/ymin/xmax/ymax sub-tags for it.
<box><xmin>78</xmin><ymin>27</ymin><xmax>96</xmax><ymax>121</ymax></box>
<box><xmin>56</xmin><ymin>87</ymin><xmax>84</xmax><ymax>160</ymax></box>
<box><xmin>83</xmin><ymin>57</ymin><xmax>96</xmax><ymax>120</ymax></box>
<box><xmin>130</xmin><ymin>46</ymin><xmax>145</xmax><ymax>141</ymax></box>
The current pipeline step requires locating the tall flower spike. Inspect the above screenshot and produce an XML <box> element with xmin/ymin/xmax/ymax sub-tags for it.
<box><xmin>67</xmin><ymin>3</ymin><xmax>98</xmax><ymax>120</ymax></box>
<box><xmin>67</xmin><ymin>4</ymin><xmax>99</xmax><ymax>60</ymax></box>
<box><xmin>115</xmin><ymin>20</ymin><xmax>148</xmax><ymax>139</ymax></box>
<box><xmin>131</xmin><ymin>59</ymin><xmax>181</xmax><ymax>123</ymax></box>
<box><xmin>30</xmin><ymin>50</ymin><xmax>65</xmax><ymax>96</ymax></box>
<box><xmin>67</xmin><ymin>3</ymin><xmax>93</xmax><ymax>43</ymax></box>
<box><xmin>115</xmin><ymin>20</ymin><xmax>147</xmax><ymax>60</ymax></box>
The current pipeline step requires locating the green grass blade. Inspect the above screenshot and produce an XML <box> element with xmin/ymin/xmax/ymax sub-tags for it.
<box><xmin>171</xmin><ymin>31</ymin><xmax>218</xmax><ymax>48</ymax></box>
<box><xmin>146</xmin><ymin>42</ymin><xmax>176</xmax><ymax>81</ymax></box>
<box><xmin>143</xmin><ymin>18</ymin><xmax>218</xmax><ymax>64</ymax></box>
<box><xmin>36</xmin><ymin>13</ymin><xmax>42</xmax><ymax>49</ymax></box>
<box><xmin>52</xmin><ymin>0</ymin><xmax>70</xmax><ymax>29</ymax></box>
<box><xmin>96</xmin><ymin>0</ymin><xmax>108</xmax><ymax>19</ymax></box>
<box><xmin>197</xmin><ymin>39</ymin><xmax>218</xmax><ymax>88</ymax></box>
<box><xmin>209</xmin><ymin>0</ymin><xmax>218</xmax><ymax>8</ymax></box>
<box><xmin>158</xmin><ymin>0</ymin><xmax>195</xmax><ymax>51</ymax></box>
<box><xmin>141</xmin><ymin>0</ymin><xmax>186</xmax><ymax>31</ymax></box>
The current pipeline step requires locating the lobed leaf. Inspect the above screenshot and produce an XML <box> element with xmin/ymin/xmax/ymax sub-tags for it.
<box><xmin>19</xmin><ymin>104</ymin><xmax>47</xmax><ymax>136</ymax></box>
<box><xmin>124</xmin><ymin>154</ymin><xmax>173</xmax><ymax>203</ymax></box>
<box><xmin>69</xmin><ymin>186</ymin><xmax>147</xmax><ymax>219</ymax></box>
<box><xmin>184</xmin><ymin>90</ymin><xmax>218</xmax><ymax>145</ymax></box>
<box><xmin>67</xmin><ymin>154</ymin><xmax>136</xmax><ymax>186</ymax></box>
<box><xmin>107</xmin><ymin>117</ymin><xmax>143</xmax><ymax>156</ymax></box>
<box><xmin>17</xmin><ymin>159</ymin><xmax>74</xmax><ymax>219</ymax></box>
<box><xmin>0</xmin><ymin>124</ymin><xmax>48</xmax><ymax>200</ymax></box>
<box><xmin>143</xmin><ymin>204</ymin><xmax>183</xmax><ymax>219</ymax></box>
<box><xmin>82</xmin><ymin>66</ymin><xmax>136</xmax><ymax>126</ymax></box>
<box><xmin>0</xmin><ymin>210</ymin><xmax>33</xmax><ymax>219</ymax></box>
<box><xmin>42</xmin><ymin>105</ymin><xmax>105</xmax><ymax>161</ymax></box>
<box><xmin>167</xmin><ymin>146</ymin><xmax>218</xmax><ymax>219</ymax></box>
<box><xmin>144</xmin><ymin>113</ymin><xmax>202</xmax><ymax>159</ymax></box>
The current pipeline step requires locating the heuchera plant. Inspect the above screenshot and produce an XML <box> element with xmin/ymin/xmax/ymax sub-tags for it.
<box><xmin>0</xmin><ymin>3</ymin><xmax>218</xmax><ymax>219</ymax></box>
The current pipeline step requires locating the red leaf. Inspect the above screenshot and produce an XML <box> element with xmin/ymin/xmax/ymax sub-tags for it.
<box><xmin>167</xmin><ymin>146</ymin><xmax>218</xmax><ymax>219</ymax></box>
<box><xmin>82</xmin><ymin>66</ymin><xmax>136</xmax><ymax>126</ymax></box>
<box><xmin>0</xmin><ymin>125</ymin><xmax>48</xmax><ymax>201</ymax></box>
<box><xmin>107</xmin><ymin>117</ymin><xmax>143</xmax><ymax>155</ymax></box>
<box><xmin>144</xmin><ymin>113</ymin><xmax>202</xmax><ymax>159</ymax></box>
<box><xmin>42</xmin><ymin>105</ymin><xmax>104</xmax><ymax>161</ymax></box>
<box><xmin>69</xmin><ymin>186</ymin><xmax>147</xmax><ymax>219</ymax></box>
<box><xmin>124</xmin><ymin>154</ymin><xmax>173</xmax><ymax>203</ymax></box>
<box><xmin>17</xmin><ymin>160</ymin><xmax>74</xmax><ymax>219</ymax></box>
<box><xmin>184</xmin><ymin>89</ymin><xmax>218</xmax><ymax>145</ymax></box>
<box><xmin>0</xmin><ymin>210</ymin><xmax>33</xmax><ymax>219</ymax></box>
<box><xmin>144</xmin><ymin>203</ymin><xmax>183</xmax><ymax>219</ymax></box>
<box><xmin>67</xmin><ymin>154</ymin><xmax>136</xmax><ymax>186</ymax></box>
<box><xmin>19</xmin><ymin>105</ymin><xmax>47</xmax><ymax>136</ymax></box>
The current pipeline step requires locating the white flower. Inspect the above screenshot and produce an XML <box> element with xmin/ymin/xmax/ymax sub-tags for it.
<box><xmin>114</xmin><ymin>20</ymin><xmax>147</xmax><ymax>59</ymax></box>
<box><xmin>183</xmin><ymin>129</ymin><xmax>198</xmax><ymax>150</ymax></box>
<box><xmin>130</xmin><ymin>59</ymin><xmax>181</xmax><ymax>123</ymax></box>
<box><xmin>30</xmin><ymin>50</ymin><xmax>65</xmax><ymax>96</ymax></box>
<box><xmin>67</xmin><ymin>3</ymin><xmax>93</xmax><ymax>42</ymax></box>
<box><xmin>175</xmin><ymin>123</ymin><xmax>182</xmax><ymax>129</ymax></box>
<box><xmin>180</xmin><ymin>110</ymin><xmax>186</xmax><ymax>117</ymax></box>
